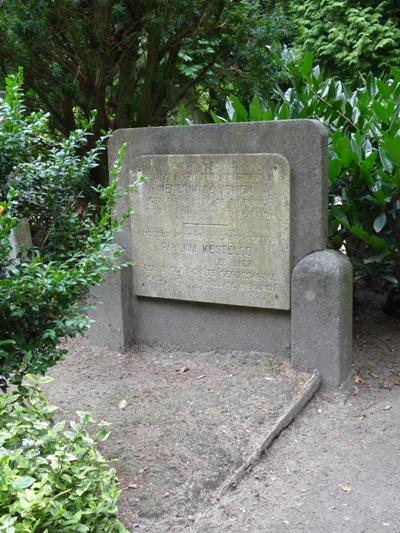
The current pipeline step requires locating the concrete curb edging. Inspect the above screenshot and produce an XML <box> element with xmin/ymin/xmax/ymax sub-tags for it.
<box><xmin>214</xmin><ymin>371</ymin><xmax>322</xmax><ymax>501</ymax></box>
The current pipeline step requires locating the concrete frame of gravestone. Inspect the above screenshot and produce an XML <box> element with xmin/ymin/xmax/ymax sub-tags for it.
<box><xmin>89</xmin><ymin>120</ymin><xmax>352</xmax><ymax>388</ymax></box>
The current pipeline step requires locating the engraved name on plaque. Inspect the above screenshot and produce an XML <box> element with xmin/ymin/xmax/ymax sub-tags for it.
<box><xmin>130</xmin><ymin>154</ymin><xmax>291</xmax><ymax>309</ymax></box>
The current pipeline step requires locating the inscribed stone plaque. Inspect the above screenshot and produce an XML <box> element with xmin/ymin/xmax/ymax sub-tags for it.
<box><xmin>130</xmin><ymin>154</ymin><xmax>291</xmax><ymax>309</ymax></box>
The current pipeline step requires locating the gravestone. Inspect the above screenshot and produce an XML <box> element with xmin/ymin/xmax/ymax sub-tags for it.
<box><xmin>9</xmin><ymin>218</ymin><xmax>32</xmax><ymax>259</ymax></box>
<box><xmin>90</xmin><ymin>121</ymin><xmax>352</xmax><ymax>388</ymax></box>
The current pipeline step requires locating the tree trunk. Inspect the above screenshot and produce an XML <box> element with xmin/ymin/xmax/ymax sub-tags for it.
<box><xmin>137</xmin><ymin>24</ymin><xmax>161</xmax><ymax>126</ymax></box>
<box><xmin>115</xmin><ymin>48</ymin><xmax>139</xmax><ymax>129</ymax></box>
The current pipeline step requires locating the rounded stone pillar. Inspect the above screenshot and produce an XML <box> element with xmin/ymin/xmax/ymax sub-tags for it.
<box><xmin>291</xmin><ymin>249</ymin><xmax>353</xmax><ymax>388</ymax></box>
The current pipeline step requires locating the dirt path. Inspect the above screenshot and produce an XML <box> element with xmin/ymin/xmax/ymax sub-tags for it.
<box><xmin>194</xmin><ymin>290</ymin><xmax>400</xmax><ymax>532</ymax></box>
<box><xmin>44</xmin><ymin>343</ymin><xmax>316</xmax><ymax>532</ymax></box>
<box><xmin>45</xmin><ymin>289</ymin><xmax>400</xmax><ymax>532</ymax></box>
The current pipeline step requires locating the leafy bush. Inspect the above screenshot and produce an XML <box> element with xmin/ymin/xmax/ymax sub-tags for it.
<box><xmin>0</xmin><ymin>376</ymin><xmax>128</xmax><ymax>532</ymax></box>
<box><xmin>0</xmin><ymin>72</ymin><xmax>140</xmax><ymax>389</ymax></box>
<box><xmin>210</xmin><ymin>54</ymin><xmax>400</xmax><ymax>296</ymax></box>
<box><xmin>0</xmin><ymin>69</ymin><xmax>103</xmax><ymax>258</ymax></box>
<box><xmin>0</xmin><ymin>72</ymin><xmax>50</xmax><ymax>197</ymax></box>
<box><xmin>289</xmin><ymin>0</ymin><xmax>400</xmax><ymax>82</ymax></box>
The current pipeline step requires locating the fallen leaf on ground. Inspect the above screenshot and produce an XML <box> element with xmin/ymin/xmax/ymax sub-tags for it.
<box><xmin>353</xmin><ymin>372</ymin><xmax>364</xmax><ymax>384</ymax></box>
<box><xmin>176</xmin><ymin>366</ymin><xmax>189</xmax><ymax>374</ymax></box>
<box><xmin>339</xmin><ymin>483</ymin><xmax>352</xmax><ymax>493</ymax></box>
<box><xmin>119</xmin><ymin>399</ymin><xmax>127</xmax><ymax>409</ymax></box>
<box><xmin>393</xmin><ymin>376</ymin><xmax>400</xmax><ymax>386</ymax></box>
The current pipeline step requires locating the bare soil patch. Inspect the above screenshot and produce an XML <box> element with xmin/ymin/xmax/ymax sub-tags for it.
<box><xmin>45</xmin><ymin>341</ymin><xmax>314</xmax><ymax>531</ymax></box>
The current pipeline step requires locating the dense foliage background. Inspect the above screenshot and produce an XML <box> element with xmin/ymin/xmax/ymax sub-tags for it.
<box><xmin>1</xmin><ymin>1</ymin><xmax>399</xmax><ymax>323</ymax></box>
<box><xmin>290</xmin><ymin>0</ymin><xmax>400</xmax><ymax>82</ymax></box>
<box><xmin>2</xmin><ymin>0</ymin><xmax>399</xmax><ymax>136</ymax></box>
<box><xmin>0</xmin><ymin>3</ymin><xmax>399</xmax><ymax>530</ymax></box>
<box><xmin>0</xmin><ymin>0</ymin><xmax>291</xmax><ymax>140</ymax></box>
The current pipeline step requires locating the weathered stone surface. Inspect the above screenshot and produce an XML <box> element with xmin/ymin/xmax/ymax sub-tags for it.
<box><xmin>9</xmin><ymin>218</ymin><xmax>32</xmax><ymax>258</ymax></box>
<box><xmin>130</xmin><ymin>154</ymin><xmax>291</xmax><ymax>309</ymax></box>
<box><xmin>291</xmin><ymin>250</ymin><xmax>353</xmax><ymax>388</ymax></box>
<box><xmin>91</xmin><ymin>120</ymin><xmax>328</xmax><ymax>361</ymax></box>
<box><xmin>88</xmin><ymin>245</ymin><xmax>134</xmax><ymax>352</ymax></box>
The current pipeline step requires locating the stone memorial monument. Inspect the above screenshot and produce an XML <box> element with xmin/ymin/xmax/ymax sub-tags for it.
<box><xmin>9</xmin><ymin>218</ymin><xmax>32</xmax><ymax>259</ymax></box>
<box><xmin>90</xmin><ymin>121</ymin><xmax>352</xmax><ymax>388</ymax></box>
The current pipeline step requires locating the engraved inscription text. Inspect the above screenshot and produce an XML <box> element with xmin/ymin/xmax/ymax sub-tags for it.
<box><xmin>130</xmin><ymin>154</ymin><xmax>291</xmax><ymax>309</ymax></box>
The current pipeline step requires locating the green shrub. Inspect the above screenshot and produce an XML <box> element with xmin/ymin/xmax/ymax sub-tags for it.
<box><xmin>289</xmin><ymin>0</ymin><xmax>400</xmax><ymax>82</ymax></box>
<box><xmin>0</xmin><ymin>72</ymin><xmax>141</xmax><ymax>389</ymax></box>
<box><xmin>210</xmin><ymin>54</ymin><xmax>400</xmax><ymax>295</ymax></box>
<box><xmin>0</xmin><ymin>69</ymin><xmax>104</xmax><ymax>258</ymax></box>
<box><xmin>0</xmin><ymin>376</ymin><xmax>128</xmax><ymax>533</ymax></box>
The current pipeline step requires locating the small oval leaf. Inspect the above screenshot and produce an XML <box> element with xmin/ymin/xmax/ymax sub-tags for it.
<box><xmin>12</xmin><ymin>476</ymin><xmax>36</xmax><ymax>490</ymax></box>
<box><xmin>373</xmin><ymin>213</ymin><xmax>387</xmax><ymax>233</ymax></box>
<box><xmin>26</xmin><ymin>374</ymin><xmax>54</xmax><ymax>384</ymax></box>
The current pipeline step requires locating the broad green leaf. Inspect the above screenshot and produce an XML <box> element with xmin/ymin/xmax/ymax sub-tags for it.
<box><xmin>372</xmin><ymin>189</ymin><xmax>387</xmax><ymax>206</ymax></box>
<box><xmin>278</xmin><ymin>103</ymin><xmax>290</xmax><ymax>120</ymax></box>
<box><xmin>249</xmin><ymin>96</ymin><xmax>263</xmax><ymax>122</ymax></box>
<box><xmin>26</xmin><ymin>374</ymin><xmax>53</xmax><ymax>384</ymax></box>
<box><xmin>350</xmin><ymin>226</ymin><xmax>385</xmax><ymax>250</ymax></box>
<box><xmin>331</xmin><ymin>205</ymin><xmax>350</xmax><ymax>228</ymax></box>
<box><xmin>0</xmin><ymin>340</ymin><xmax>16</xmax><ymax>346</ymax></box>
<box><xmin>210</xmin><ymin>111</ymin><xmax>226</xmax><ymax>124</ymax></box>
<box><xmin>328</xmin><ymin>159</ymin><xmax>342</xmax><ymax>181</ymax></box>
<box><xmin>369</xmin><ymin>235</ymin><xmax>387</xmax><ymax>250</ymax></box>
<box><xmin>228</xmin><ymin>95</ymin><xmax>248</xmax><ymax>122</ymax></box>
<box><xmin>300</xmin><ymin>52</ymin><xmax>313</xmax><ymax>76</ymax></box>
<box><xmin>225</xmin><ymin>98</ymin><xmax>235</xmax><ymax>121</ymax></box>
<box><xmin>381</xmin><ymin>138</ymin><xmax>400</xmax><ymax>163</ymax></box>
<box><xmin>378</xmin><ymin>147</ymin><xmax>393</xmax><ymax>173</ymax></box>
<box><xmin>333</xmin><ymin>136</ymin><xmax>353</xmax><ymax>167</ymax></box>
<box><xmin>372</xmin><ymin>101</ymin><xmax>389</xmax><ymax>123</ymax></box>
<box><xmin>12</xmin><ymin>477</ymin><xmax>36</xmax><ymax>490</ymax></box>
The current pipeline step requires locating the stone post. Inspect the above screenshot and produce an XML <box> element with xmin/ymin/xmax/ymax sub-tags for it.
<box><xmin>9</xmin><ymin>218</ymin><xmax>32</xmax><ymax>258</ymax></box>
<box><xmin>291</xmin><ymin>250</ymin><xmax>353</xmax><ymax>388</ymax></box>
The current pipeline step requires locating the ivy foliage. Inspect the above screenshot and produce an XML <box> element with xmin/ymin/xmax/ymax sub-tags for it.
<box><xmin>0</xmin><ymin>377</ymin><xmax>128</xmax><ymax>532</ymax></box>
<box><xmin>210</xmin><ymin>54</ymin><xmax>400</xmax><ymax>292</ymax></box>
<box><xmin>290</xmin><ymin>0</ymin><xmax>400</xmax><ymax>82</ymax></box>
